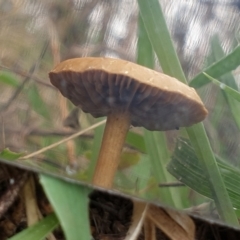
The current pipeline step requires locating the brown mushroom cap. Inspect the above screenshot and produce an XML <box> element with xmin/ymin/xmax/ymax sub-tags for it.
<box><xmin>49</xmin><ymin>57</ymin><xmax>208</xmax><ymax>131</ymax></box>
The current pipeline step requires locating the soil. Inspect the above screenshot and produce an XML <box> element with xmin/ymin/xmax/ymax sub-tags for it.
<box><xmin>0</xmin><ymin>163</ymin><xmax>240</xmax><ymax>240</ymax></box>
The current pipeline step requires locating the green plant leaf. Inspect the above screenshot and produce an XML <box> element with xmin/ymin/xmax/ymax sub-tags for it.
<box><xmin>203</xmin><ymin>73</ymin><xmax>240</xmax><ymax>102</ymax></box>
<box><xmin>0</xmin><ymin>71</ymin><xmax>19</xmax><ymax>87</ymax></box>
<box><xmin>0</xmin><ymin>148</ymin><xmax>25</xmax><ymax>160</ymax></box>
<box><xmin>8</xmin><ymin>213</ymin><xmax>58</xmax><ymax>240</ymax></box>
<box><xmin>138</xmin><ymin>0</ymin><xmax>238</xmax><ymax>225</ymax></box>
<box><xmin>119</xmin><ymin>151</ymin><xmax>140</xmax><ymax>170</ymax></box>
<box><xmin>190</xmin><ymin>45</ymin><xmax>240</xmax><ymax>88</ymax></box>
<box><xmin>88</xmin><ymin>117</ymin><xmax>105</xmax><ymax>181</ymax></box>
<box><xmin>136</xmin><ymin>13</ymin><xmax>181</xmax><ymax>207</ymax></box>
<box><xmin>167</xmin><ymin>138</ymin><xmax>240</xmax><ymax>209</ymax></box>
<box><xmin>137</xmin><ymin>0</ymin><xmax>185</xmax><ymax>80</ymax></box>
<box><xmin>126</xmin><ymin>131</ymin><xmax>146</xmax><ymax>153</ymax></box>
<box><xmin>40</xmin><ymin>174</ymin><xmax>92</xmax><ymax>240</ymax></box>
<box><xmin>27</xmin><ymin>84</ymin><xmax>50</xmax><ymax>120</ymax></box>
<box><xmin>209</xmin><ymin>36</ymin><xmax>240</xmax><ymax>130</ymax></box>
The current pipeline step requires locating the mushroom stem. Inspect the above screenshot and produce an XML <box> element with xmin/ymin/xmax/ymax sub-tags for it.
<box><xmin>92</xmin><ymin>110</ymin><xmax>131</xmax><ymax>189</ymax></box>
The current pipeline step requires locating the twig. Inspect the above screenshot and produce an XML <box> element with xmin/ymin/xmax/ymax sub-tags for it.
<box><xmin>23</xmin><ymin>175</ymin><xmax>41</xmax><ymax>226</ymax></box>
<box><xmin>147</xmin><ymin>205</ymin><xmax>195</xmax><ymax>240</ymax></box>
<box><xmin>125</xmin><ymin>201</ymin><xmax>148</xmax><ymax>240</ymax></box>
<box><xmin>3</xmin><ymin>127</ymin><xmax>92</xmax><ymax>137</ymax></box>
<box><xmin>1</xmin><ymin>117</ymin><xmax>5</xmax><ymax>148</ymax></box>
<box><xmin>20</xmin><ymin>120</ymin><xmax>106</xmax><ymax>160</ymax></box>
<box><xmin>0</xmin><ymin>64</ymin><xmax>53</xmax><ymax>88</ymax></box>
<box><xmin>144</xmin><ymin>217</ymin><xmax>156</xmax><ymax>240</ymax></box>
<box><xmin>28</xmin><ymin>129</ymin><xmax>91</xmax><ymax>138</ymax></box>
<box><xmin>0</xmin><ymin>172</ymin><xmax>29</xmax><ymax>218</ymax></box>
<box><xmin>1</xmin><ymin>41</ymin><xmax>49</xmax><ymax>112</ymax></box>
<box><xmin>159</xmin><ymin>182</ymin><xmax>185</xmax><ymax>187</ymax></box>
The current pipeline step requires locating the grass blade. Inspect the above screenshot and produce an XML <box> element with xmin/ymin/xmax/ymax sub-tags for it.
<box><xmin>126</xmin><ymin>131</ymin><xmax>146</xmax><ymax>153</ymax></box>
<box><xmin>137</xmin><ymin>14</ymin><xmax>177</xmax><ymax>207</ymax></box>
<box><xmin>87</xmin><ymin>118</ymin><xmax>105</xmax><ymax>181</ymax></box>
<box><xmin>40</xmin><ymin>174</ymin><xmax>92</xmax><ymax>240</ymax></box>
<box><xmin>9</xmin><ymin>213</ymin><xmax>58</xmax><ymax>240</ymax></box>
<box><xmin>138</xmin><ymin>0</ymin><xmax>238</xmax><ymax>225</ymax></box>
<box><xmin>190</xmin><ymin>45</ymin><xmax>240</xmax><ymax>88</ymax></box>
<box><xmin>137</xmin><ymin>0</ymin><xmax>185</xmax><ymax>80</ymax></box>
<box><xmin>0</xmin><ymin>71</ymin><xmax>19</xmax><ymax>87</ymax></box>
<box><xmin>168</xmin><ymin>138</ymin><xmax>240</xmax><ymax>209</ymax></box>
<box><xmin>203</xmin><ymin>72</ymin><xmax>240</xmax><ymax>102</ymax></box>
<box><xmin>27</xmin><ymin>83</ymin><xmax>50</xmax><ymax>120</ymax></box>
<box><xmin>186</xmin><ymin>124</ymin><xmax>238</xmax><ymax>224</ymax></box>
<box><xmin>0</xmin><ymin>148</ymin><xmax>25</xmax><ymax>160</ymax></box>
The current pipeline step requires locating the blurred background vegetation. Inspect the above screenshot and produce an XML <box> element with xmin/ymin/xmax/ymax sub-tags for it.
<box><xmin>0</xmin><ymin>0</ymin><xmax>240</xmax><ymax>239</ymax></box>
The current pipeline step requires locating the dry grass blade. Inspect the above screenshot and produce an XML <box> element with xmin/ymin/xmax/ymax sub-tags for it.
<box><xmin>23</xmin><ymin>175</ymin><xmax>41</xmax><ymax>226</ymax></box>
<box><xmin>147</xmin><ymin>205</ymin><xmax>195</xmax><ymax>240</ymax></box>
<box><xmin>0</xmin><ymin>172</ymin><xmax>28</xmax><ymax>218</ymax></box>
<box><xmin>0</xmin><ymin>42</ymin><xmax>49</xmax><ymax>113</ymax></box>
<box><xmin>20</xmin><ymin>119</ymin><xmax>106</xmax><ymax>160</ymax></box>
<box><xmin>165</xmin><ymin>208</ymin><xmax>195</xmax><ymax>240</ymax></box>
<box><xmin>23</xmin><ymin>176</ymin><xmax>57</xmax><ymax>240</ymax></box>
<box><xmin>124</xmin><ymin>201</ymin><xmax>148</xmax><ymax>240</ymax></box>
<box><xmin>144</xmin><ymin>217</ymin><xmax>156</xmax><ymax>240</ymax></box>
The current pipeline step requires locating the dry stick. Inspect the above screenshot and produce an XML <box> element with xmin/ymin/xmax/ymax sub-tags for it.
<box><xmin>0</xmin><ymin>64</ymin><xmax>53</xmax><ymax>88</ymax></box>
<box><xmin>164</xmin><ymin>207</ymin><xmax>195</xmax><ymax>240</ymax></box>
<box><xmin>0</xmin><ymin>42</ymin><xmax>49</xmax><ymax>112</ymax></box>
<box><xmin>23</xmin><ymin>175</ymin><xmax>41</xmax><ymax>226</ymax></box>
<box><xmin>49</xmin><ymin>19</ymin><xmax>77</xmax><ymax>166</ymax></box>
<box><xmin>0</xmin><ymin>172</ymin><xmax>29</xmax><ymax>218</ymax></box>
<box><xmin>4</xmin><ymin>128</ymin><xmax>92</xmax><ymax>138</ymax></box>
<box><xmin>147</xmin><ymin>205</ymin><xmax>194</xmax><ymax>240</ymax></box>
<box><xmin>159</xmin><ymin>182</ymin><xmax>185</xmax><ymax>187</ymax></box>
<box><xmin>22</xmin><ymin>176</ymin><xmax>57</xmax><ymax>240</ymax></box>
<box><xmin>20</xmin><ymin>120</ymin><xmax>106</xmax><ymax>160</ymax></box>
<box><xmin>1</xmin><ymin>117</ymin><xmax>5</xmax><ymax>148</ymax></box>
<box><xmin>125</xmin><ymin>201</ymin><xmax>148</xmax><ymax>240</ymax></box>
<box><xmin>144</xmin><ymin>217</ymin><xmax>156</xmax><ymax>240</ymax></box>
<box><xmin>59</xmin><ymin>94</ymin><xmax>77</xmax><ymax>165</ymax></box>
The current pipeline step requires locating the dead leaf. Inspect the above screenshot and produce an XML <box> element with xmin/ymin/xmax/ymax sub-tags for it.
<box><xmin>147</xmin><ymin>204</ymin><xmax>195</xmax><ymax>240</ymax></box>
<box><xmin>125</xmin><ymin>201</ymin><xmax>148</xmax><ymax>240</ymax></box>
<box><xmin>144</xmin><ymin>217</ymin><xmax>156</xmax><ymax>240</ymax></box>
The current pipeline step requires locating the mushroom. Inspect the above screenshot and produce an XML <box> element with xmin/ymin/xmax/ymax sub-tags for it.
<box><xmin>49</xmin><ymin>57</ymin><xmax>208</xmax><ymax>189</ymax></box>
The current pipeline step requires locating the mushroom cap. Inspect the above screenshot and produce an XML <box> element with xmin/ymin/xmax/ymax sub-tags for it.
<box><xmin>49</xmin><ymin>57</ymin><xmax>208</xmax><ymax>131</ymax></box>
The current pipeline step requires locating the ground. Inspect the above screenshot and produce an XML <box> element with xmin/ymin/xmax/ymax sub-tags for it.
<box><xmin>0</xmin><ymin>163</ymin><xmax>239</xmax><ymax>240</ymax></box>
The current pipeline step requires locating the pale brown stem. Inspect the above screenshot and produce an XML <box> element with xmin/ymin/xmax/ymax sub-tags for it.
<box><xmin>144</xmin><ymin>217</ymin><xmax>156</xmax><ymax>240</ymax></box>
<box><xmin>23</xmin><ymin>175</ymin><xmax>40</xmax><ymax>226</ymax></box>
<box><xmin>92</xmin><ymin>111</ymin><xmax>131</xmax><ymax>189</ymax></box>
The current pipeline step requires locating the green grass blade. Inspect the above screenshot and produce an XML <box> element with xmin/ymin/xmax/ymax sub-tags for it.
<box><xmin>137</xmin><ymin>14</ymin><xmax>177</xmax><ymax>207</ymax></box>
<box><xmin>0</xmin><ymin>71</ymin><xmax>19</xmax><ymax>87</ymax></box>
<box><xmin>0</xmin><ymin>148</ymin><xmax>25</xmax><ymax>160</ymax></box>
<box><xmin>224</xmin><ymin>91</ymin><xmax>240</xmax><ymax>130</ymax></box>
<box><xmin>186</xmin><ymin>125</ymin><xmax>238</xmax><ymax>224</ymax></box>
<box><xmin>137</xmin><ymin>15</ymin><xmax>154</xmax><ymax>68</ymax></box>
<box><xmin>190</xmin><ymin>45</ymin><xmax>240</xmax><ymax>88</ymax></box>
<box><xmin>126</xmin><ymin>131</ymin><xmax>146</xmax><ymax>153</ymax></box>
<box><xmin>9</xmin><ymin>213</ymin><xmax>58</xmax><ymax>240</ymax></box>
<box><xmin>27</xmin><ymin>83</ymin><xmax>50</xmax><ymax>120</ymax></box>
<box><xmin>210</xmin><ymin>37</ymin><xmax>238</xmax><ymax>90</ymax></box>
<box><xmin>40</xmin><ymin>175</ymin><xmax>92</xmax><ymax>240</ymax></box>
<box><xmin>210</xmin><ymin>36</ymin><xmax>240</xmax><ymax>129</ymax></box>
<box><xmin>138</xmin><ymin>0</ymin><xmax>238</xmax><ymax>225</ymax></box>
<box><xmin>137</xmin><ymin>0</ymin><xmax>186</xmax><ymax>81</ymax></box>
<box><xmin>203</xmin><ymin>73</ymin><xmax>240</xmax><ymax>102</ymax></box>
<box><xmin>87</xmin><ymin>118</ymin><xmax>105</xmax><ymax>181</ymax></box>
<box><xmin>167</xmin><ymin>138</ymin><xmax>240</xmax><ymax>209</ymax></box>
<box><xmin>144</xmin><ymin>131</ymin><xmax>180</xmax><ymax>206</ymax></box>
<box><xmin>200</xmin><ymin>35</ymin><xmax>240</xmax><ymax>156</ymax></box>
